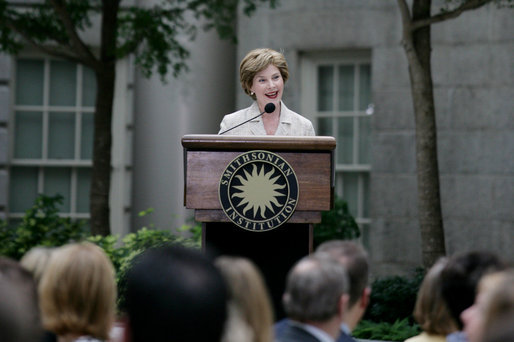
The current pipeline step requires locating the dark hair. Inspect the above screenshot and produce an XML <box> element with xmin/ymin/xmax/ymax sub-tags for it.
<box><xmin>316</xmin><ymin>240</ymin><xmax>369</xmax><ymax>307</ymax></box>
<box><xmin>0</xmin><ymin>257</ymin><xmax>42</xmax><ymax>342</ymax></box>
<box><xmin>441</xmin><ymin>251</ymin><xmax>505</xmax><ymax>329</ymax></box>
<box><xmin>125</xmin><ymin>245</ymin><xmax>228</xmax><ymax>341</ymax></box>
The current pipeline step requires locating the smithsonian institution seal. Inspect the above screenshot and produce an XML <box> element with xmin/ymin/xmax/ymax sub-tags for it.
<box><xmin>219</xmin><ymin>150</ymin><xmax>299</xmax><ymax>232</ymax></box>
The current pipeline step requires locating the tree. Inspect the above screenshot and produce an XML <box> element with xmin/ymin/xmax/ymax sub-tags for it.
<box><xmin>396</xmin><ymin>0</ymin><xmax>510</xmax><ymax>268</ymax></box>
<box><xmin>0</xmin><ymin>0</ymin><xmax>277</xmax><ymax>236</ymax></box>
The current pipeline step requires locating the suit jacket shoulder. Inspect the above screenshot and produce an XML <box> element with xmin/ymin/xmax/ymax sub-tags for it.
<box><xmin>276</xmin><ymin>321</ymin><xmax>322</xmax><ymax>342</ymax></box>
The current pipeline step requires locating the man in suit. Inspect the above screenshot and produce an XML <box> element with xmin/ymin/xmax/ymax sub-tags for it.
<box><xmin>275</xmin><ymin>241</ymin><xmax>371</xmax><ymax>342</ymax></box>
<box><xmin>277</xmin><ymin>253</ymin><xmax>349</xmax><ymax>342</ymax></box>
<box><xmin>317</xmin><ymin>241</ymin><xmax>371</xmax><ymax>342</ymax></box>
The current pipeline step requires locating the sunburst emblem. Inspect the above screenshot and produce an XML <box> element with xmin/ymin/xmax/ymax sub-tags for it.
<box><xmin>219</xmin><ymin>150</ymin><xmax>299</xmax><ymax>232</ymax></box>
<box><xmin>232</xmin><ymin>164</ymin><xmax>285</xmax><ymax>218</ymax></box>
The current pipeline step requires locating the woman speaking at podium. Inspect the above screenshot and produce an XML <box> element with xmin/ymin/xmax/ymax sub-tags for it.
<box><xmin>218</xmin><ymin>48</ymin><xmax>315</xmax><ymax>136</ymax></box>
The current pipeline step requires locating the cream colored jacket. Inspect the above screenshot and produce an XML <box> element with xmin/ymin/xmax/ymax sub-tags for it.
<box><xmin>218</xmin><ymin>101</ymin><xmax>315</xmax><ymax>136</ymax></box>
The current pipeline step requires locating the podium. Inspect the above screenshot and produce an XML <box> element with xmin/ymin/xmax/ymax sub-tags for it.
<box><xmin>182</xmin><ymin>134</ymin><xmax>335</xmax><ymax>319</ymax></box>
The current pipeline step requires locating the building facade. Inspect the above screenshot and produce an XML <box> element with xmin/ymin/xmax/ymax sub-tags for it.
<box><xmin>0</xmin><ymin>0</ymin><xmax>512</xmax><ymax>275</ymax></box>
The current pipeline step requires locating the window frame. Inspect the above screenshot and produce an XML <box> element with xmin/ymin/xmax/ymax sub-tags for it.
<box><xmin>8</xmin><ymin>56</ymin><xmax>94</xmax><ymax>220</ymax></box>
<box><xmin>300</xmin><ymin>50</ymin><xmax>372</xmax><ymax>228</ymax></box>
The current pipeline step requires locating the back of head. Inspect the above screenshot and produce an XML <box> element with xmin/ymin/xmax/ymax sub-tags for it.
<box><xmin>316</xmin><ymin>240</ymin><xmax>369</xmax><ymax>307</ymax></box>
<box><xmin>125</xmin><ymin>245</ymin><xmax>228</xmax><ymax>342</ymax></box>
<box><xmin>441</xmin><ymin>251</ymin><xmax>505</xmax><ymax>328</ymax></box>
<box><xmin>20</xmin><ymin>246</ymin><xmax>54</xmax><ymax>285</ymax></box>
<box><xmin>413</xmin><ymin>258</ymin><xmax>457</xmax><ymax>335</ymax></box>
<box><xmin>0</xmin><ymin>257</ymin><xmax>42</xmax><ymax>342</ymax></box>
<box><xmin>215</xmin><ymin>256</ymin><xmax>274</xmax><ymax>342</ymax></box>
<box><xmin>39</xmin><ymin>242</ymin><xmax>116</xmax><ymax>340</ymax></box>
<box><xmin>283</xmin><ymin>254</ymin><xmax>349</xmax><ymax>323</ymax></box>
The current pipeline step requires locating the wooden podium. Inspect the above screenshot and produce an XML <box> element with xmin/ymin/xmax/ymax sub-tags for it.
<box><xmin>182</xmin><ymin>134</ymin><xmax>335</xmax><ymax>319</ymax></box>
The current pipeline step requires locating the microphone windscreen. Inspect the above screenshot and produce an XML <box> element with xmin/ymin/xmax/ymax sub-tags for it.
<box><xmin>264</xmin><ymin>103</ymin><xmax>276</xmax><ymax>113</ymax></box>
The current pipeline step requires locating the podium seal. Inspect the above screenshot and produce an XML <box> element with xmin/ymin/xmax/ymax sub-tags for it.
<box><xmin>219</xmin><ymin>150</ymin><xmax>299</xmax><ymax>231</ymax></box>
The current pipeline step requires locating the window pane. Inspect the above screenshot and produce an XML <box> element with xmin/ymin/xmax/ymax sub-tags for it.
<box><xmin>341</xmin><ymin>173</ymin><xmax>358</xmax><ymax>218</ymax></box>
<box><xmin>49</xmin><ymin>60</ymin><xmax>76</xmax><ymax>106</ymax></box>
<box><xmin>44</xmin><ymin>168</ymin><xmax>71</xmax><ymax>212</ymax></box>
<box><xmin>48</xmin><ymin>112</ymin><xmax>75</xmax><ymax>159</ymax></box>
<box><xmin>317</xmin><ymin>66</ymin><xmax>334</xmax><ymax>111</ymax></box>
<box><xmin>81</xmin><ymin>113</ymin><xmax>94</xmax><ymax>160</ymax></box>
<box><xmin>338</xmin><ymin>65</ymin><xmax>354</xmax><ymax>111</ymax></box>
<box><xmin>359</xmin><ymin>64</ymin><xmax>371</xmax><ymax>111</ymax></box>
<box><xmin>16</xmin><ymin>59</ymin><xmax>44</xmax><ymax>105</ymax></box>
<box><xmin>337</xmin><ymin>117</ymin><xmax>353</xmax><ymax>164</ymax></box>
<box><xmin>9</xmin><ymin>167</ymin><xmax>38</xmax><ymax>212</ymax></box>
<box><xmin>317</xmin><ymin>117</ymin><xmax>332</xmax><ymax>136</ymax></box>
<box><xmin>77</xmin><ymin>168</ymin><xmax>91</xmax><ymax>213</ymax></box>
<box><xmin>83</xmin><ymin>67</ymin><xmax>97</xmax><ymax>106</ymax></box>
<box><xmin>358</xmin><ymin>116</ymin><xmax>372</xmax><ymax>164</ymax></box>
<box><xmin>14</xmin><ymin>111</ymin><xmax>42</xmax><ymax>158</ymax></box>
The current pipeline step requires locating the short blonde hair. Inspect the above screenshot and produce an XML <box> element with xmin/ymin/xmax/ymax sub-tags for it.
<box><xmin>239</xmin><ymin>48</ymin><xmax>289</xmax><ymax>100</ymax></box>
<box><xmin>20</xmin><ymin>246</ymin><xmax>54</xmax><ymax>285</ymax></box>
<box><xmin>39</xmin><ymin>242</ymin><xmax>116</xmax><ymax>340</ymax></box>
<box><xmin>215</xmin><ymin>256</ymin><xmax>274</xmax><ymax>342</ymax></box>
<box><xmin>414</xmin><ymin>258</ymin><xmax>457</xmax><ymax>335</ymax></box>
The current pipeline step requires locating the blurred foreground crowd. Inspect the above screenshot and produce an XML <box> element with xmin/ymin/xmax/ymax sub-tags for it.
<box><xmin>0</xmin><ymin>239</ymin><xmax>512</xmax><ymax>342</ymax></box>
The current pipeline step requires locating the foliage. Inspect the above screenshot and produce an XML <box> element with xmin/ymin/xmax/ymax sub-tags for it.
<box><xmin>313</xmin><ymin>196</ymin><xmax>360</xmax><ymax>248</ymax></box>
<box><xmin>177</xmin><ymin>216</ymin><xmax>202</xmax><ymax>244</ymax></box>
<box><xmin>0</xmin><ymin>194</ymin><xmax>88</xmax><ymax>259</ymax></box>
<box><xmin>353</xmin><ymin>318</ymin><xmax>421</xmax><ymax>342</ymax></box>
<box><xmin>0</xmin><ymin>0</ymin><xmax>279</xmax><ymax>79</ymax></box>
<box><xmin>0</xmin><ymin>194</ymin><xmax>199</xmax><ymax>310</ymax></box>
<box><xmin>364</xmin><ymin>268</ymin><xmax>425</xmax><ymax>324</ymax></box>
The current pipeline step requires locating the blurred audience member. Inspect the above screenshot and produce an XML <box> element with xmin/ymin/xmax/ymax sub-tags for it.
<box><xmin>39</xmin><ymin>242</ymin><xmax>117</xmax><ymax>342</ymax></box>
<box><xmin>216</xmin><ymin>256</ymin><xmax>274</xmax><ymax>342</ymax></box>
<box><xmin>405</xmin><ymin>258</ymin><xmax>458</xmax><ymax>342</ymax></box>
<box><xmin>123</xmin><ymin>245</ymin><xmax>228</xmax><ymax>342</ymax></box>
<box><xmin>20</xmin><ymin>246</ymin><xmax>55</xmax><ymax>285</ymax></box>
<box><xmin>275</xmin><ymin>240</ymin><xmax>370</xmax><ymax>342</ymax></box>
<box><xmin>441</xmin><ymin>251</ymin><xmax>505</xmax><ymax>342</ymax></box>
<box><xmin>0</xmin><ymin>257</ymin><xmax>43</xmax><ymax>342</ymax></box>
<box><xmin>461</xmin><ymin>270</ymin><xmax>514</xmax><ymax>342</ymax></box>
<box><xmin>277</xmin><ymin>254</ymin><xmax>349</xmax><ymax>342</ymax></box>
<box><xmin>21</xmin><ymin>246</ymin><xmax>57</xmax><ymax>342</ymax></box>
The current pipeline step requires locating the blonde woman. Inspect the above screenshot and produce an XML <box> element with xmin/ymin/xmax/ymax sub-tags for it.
<box><xmin>39</xmin><ymin>242</ymin><xmax>116</xmax><ymax>342</ymax></box>
<box><xmin>219</xmin><ymin>48</ymin><xmax>315</xmax><ymax>136</ymax></box>
<box><xmin>20</xmin><ymin>246</ymin><xmax>55</xmax><ymax>285</ymax></box>
<box><xmin>216</xmin><ymin>256</ymin><xmax>274</xmax><ymax>342</ymax></box>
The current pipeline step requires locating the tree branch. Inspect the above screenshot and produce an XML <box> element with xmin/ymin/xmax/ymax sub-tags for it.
<box><xmin>411</xmin><ymin>0</ymin><xmax>493</xmax><ymax>30</ymax></box>
<box><xmin>4</xmin><ymin>19</ymin><xmax>85</xmax><ymax>65</ymax></box>
<box><xmin>48</xmin><ymin>0</ymin><xmax>100</xmax><ymax>69</ymax></box>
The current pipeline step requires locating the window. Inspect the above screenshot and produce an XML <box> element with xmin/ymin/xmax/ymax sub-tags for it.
<box><xmin>301</xmin><ymin>51</ymin><xmax>372</xmax><ymax>232</ymax></box>
<box><xmin>9</xmin><ymin>58</ymin><xmax>96</xmax><ymax>222</ymax></box>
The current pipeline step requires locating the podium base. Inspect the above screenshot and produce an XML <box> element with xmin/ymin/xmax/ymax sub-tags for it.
<box><xmin>203</xmin><ymin>222</ymin><xmax>312</xmax><ymax>321</ymax></box>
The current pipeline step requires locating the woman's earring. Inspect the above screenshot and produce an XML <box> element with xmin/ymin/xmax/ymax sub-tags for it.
<box><xmin>250</xmin><ymin>91</ymin><xmax>254</xmax><ymax>96</ymax></box>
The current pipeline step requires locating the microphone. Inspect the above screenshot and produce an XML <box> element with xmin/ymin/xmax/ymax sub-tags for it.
<box><xmin>219</xmin><ymin>103</ymin><xmax>276</xmax><ymax>135</ymax></box>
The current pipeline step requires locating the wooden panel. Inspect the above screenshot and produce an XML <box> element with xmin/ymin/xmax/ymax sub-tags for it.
<box><xmin>195</xmin><ymin>209</ymin><xmax>321</xmax><ymax>223</ymax></box>
<box><xmin>185</xmin><ymin>150</ymin><xmax>332</xmax><ymax>211</ymax></box>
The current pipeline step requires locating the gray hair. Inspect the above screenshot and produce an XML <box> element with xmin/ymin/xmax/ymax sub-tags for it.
<box><xmin>283</xmin><ymin>254</ymin><xmax>349</xmax><ymax>322</ymax></box>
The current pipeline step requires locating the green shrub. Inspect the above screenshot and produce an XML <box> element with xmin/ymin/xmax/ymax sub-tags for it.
<box><xmin>0</xmin><ymin>194</ymin><xmax>88</xmax><ymax>259</ymax></box>
<box><xmin>0</xmin><ymin>194</ymin><xmax>199</xmax><ymax>311</ymax></box>
<box><xmin>313</xmin><ymin>196</ymin><xmax>360</xmax><ymax>248</ymax></box>
<box><xmin>353</xmin><ymin>318</ymin><xmax>421</xmax><ymax>341</ymax></box>
<box><xmin>364</xmin><ymin>268</ymin><xmax>425</xmax><ymax>324</ymax></box>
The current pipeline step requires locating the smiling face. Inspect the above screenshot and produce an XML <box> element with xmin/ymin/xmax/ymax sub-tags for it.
<box><xmin>250</xmin><ymin>64</ymin><xmax>283</xmax><ymax>113</ymax></box>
